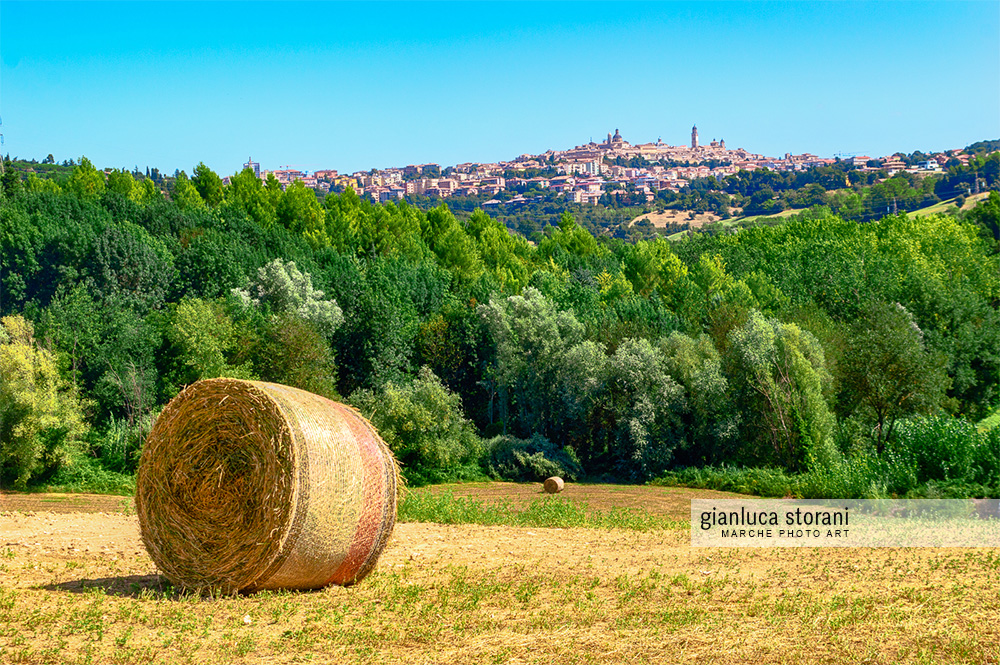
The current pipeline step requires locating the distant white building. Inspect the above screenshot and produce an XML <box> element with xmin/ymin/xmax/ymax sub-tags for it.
<box><xmin>243</xmin><ymin>157</ymin><xmax>260</xmax><ymax>177</ymax></box>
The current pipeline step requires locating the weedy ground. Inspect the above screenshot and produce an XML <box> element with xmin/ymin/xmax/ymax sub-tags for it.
<box><xmin>0</xmin><ymin>485</ymin><xmax>998</xmax><ymax>664</ymax></box>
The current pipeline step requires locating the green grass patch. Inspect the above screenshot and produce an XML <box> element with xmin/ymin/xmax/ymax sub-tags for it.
<box><xmin>398</xmin><ymin>490</ymin><xmax>683</xmax><ymax>531</ymax></box>
<box><xmin>908</xmin><ymin>191</ymin><xmax>989</xmax><ymax>218</ymax></box>
<box><xmin>44</xmin><ymin>458</ymin><xmax>135</xmax><ymax>495</ymax></box>
<box><xmin>656</xmin><ymin>415</ymin><xmax>1000</xmax><ymax>500</ymax></box>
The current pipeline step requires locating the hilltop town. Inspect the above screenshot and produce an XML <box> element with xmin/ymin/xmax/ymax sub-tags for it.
<box><xmin>236</xmin><ymin>125</ymin><xmax>967</xmax><ymax>206</ymax></box>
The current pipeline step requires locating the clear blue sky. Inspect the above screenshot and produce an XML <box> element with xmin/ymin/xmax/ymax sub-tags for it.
<box><xmin>2</xmin><ymin>1</ymin><xmax>998</xmax><ymax>176</ymax></box>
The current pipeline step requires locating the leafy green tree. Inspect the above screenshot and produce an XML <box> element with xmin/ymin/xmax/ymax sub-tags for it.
<box><xmin>871</xmin><ymin>213</ymin><xmax>999</xmax><ymax>414</ymax></box>
<box><xmin>1</xmin><ymin>159</ymin><xmax>24</xmax><ymax>199</ymax></box>
<box><xmin>90</xmin><ymin>307</ymin><xmax>162</xmax><ymax>426</ymax></box>
<box><xmin>24</xmin><ymin>173</ymin><xmax>62</xmax><ymax>195</ymax></box>
<box><xmin>601</xmin><ymin>337</ymin><xmax>687</xmax><ymax>480</ymax></box>
<box><xmin>828</xmin><ymin>190</ymin><xmax>863</xmax><ymax>220</ymax></box>
<box><xmin>0</xmin><ymin>203</ymin><xmax>42</xmax><ymax>313</ymax></box>
<box><xmin>796</xmin><ymin>183</ymin><xmax>829</xmax><ymax>208</ymax></box>
<box><xmin>87</xmin><ymin>220</ymin><xmax>176</xmax><ymax>312</ymax></box>
<box><xmin>660</xmin><ymin>332</ymin><xmax>739</xmax><ymax>465</ymax></box>
<box><xmin>545</xmin><ymin>339</ymin><xmax>608</xmax><ymax>461</ymax></box>
<box><xmin>276</xmin><ymin>180</ymin><xmax>329</xmax><ymax>248</ymax></box>
<box><xmin>967</xmin><ymin>190</ymin><xmax>1000</xmax><ymax>252</ymax></box>
<box><xmin>224</xmin><ymin>168</ymin><xmax>278</xmax><ymax>227</ymax></box>
<box><xmin>484</xmin><ymin>433</ymin><xmax>583</xmax><ymax>482</ymax></box>
<box><xmin>838</xmin><ymin>301</ymin><xmax>950</xmax><ymax>453</ymax></box>
<box><xmin>326</xmin><ymin>191</ymin><xmax>431</xmax><ymax>261</ymax></box>
<box><xmin>726</xmin><ymin>310</ymin><xmax>836</xmax><ymax>472</ymax></box>
<box><xmin>100</xmin><ymin>187</ymin><xmax>143</xmax><ymax>226</ymax></box>
<box><xmin>743</xmin><ymin>187</ymin><xmax>785</xmax><ymax>216</ymax></box>
<box><xmin>480</xmin><ymin>287</ymin><xmax>586</xmax><ymax>436</ymax></box>
<box><xmin>134</xmin><ymin>178</ymin><xmax>163</xmax><ymax>206</ymax></box>
<box><xmin>421</xmin><ymin>205</ymin><xmax>483</xmax><ymax>284</ymax></box>
<box><xmin>165</xmin><ymin>298</ymin><xmax>255</xmax><ymax>385</ymax></box>
<box><xmin>106</xmin><ymin>169</ymin><xmax>137</xmax><ymax>201</ymax></box>
<box><xmin>621</xmin><ymin>237</ymin><xmax>689</xmax><ymax>298</ymax></box>
<box><xmin>584</xmin><ymin>292</ymin><xmax>682</xmax><ymax>354</ymax></box>
<box><xmin>327</xmin><ymin>256</ymin><xmax>434</xmax><ymax>393</ymax></box>
<box><xmin>191</xmin><ymin>162</ymin><xmax>224</xmax><ymax>207</ymax></box>
<box><xmin>171</xmin><ymin>226</ymin><xmax>256</xmax><ymax>300</ymax></box>
<box><xmin>465</xmin><ymin>208</ymin><xmax>533</xmax><ymax>292</ymax></box>
<box><xmin>691</xmin><ymin>254</ymin><xmax>757</xmax><ymax>350</ymax></box>
<box><xmin>256</xmin><ymin>312</ymin><xmax>339</xmax><ymax>399</ymax></box>
<box><xmin>170</xmin><ymin>171</ymin><xmax>205</xmax><ymax>210</ymax></box>
<box><xmin>34</xmin><ymin>284</ymin><xmax>159</xmax><ymax>428</ymax></box>
<box><xmin>0</xmin><ymin>315</ymin><xmax>87</xmax><ymax>487</ymax></box>
<box><xmin>536</xmin><ymin>212</ymin><xmax>606</xmax><ymax>270</ymax></box>
<box><xmin>35</xmin><ymin>283</ymin><xmax>102</xmax><ymax>386</ymax></box>
<box><xmin>64</xmin><ymin>157</ymin><xmax>106</xmax><ymax>201</ymax></box>
<box><xmin>233</xmin><ymin>258</ymin><xmax>344</xmax><ymax>338</ymax></box>
<box><xmin>594</xmin><ymin>268</ymin><xmax>634</xmax><ymax>306</ymax></box>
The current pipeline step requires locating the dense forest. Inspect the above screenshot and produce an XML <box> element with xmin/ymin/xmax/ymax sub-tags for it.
<box><xmin>1</xmin><ymin>156</ymin><xmax>999</xmax><ymax>499</ymax></box>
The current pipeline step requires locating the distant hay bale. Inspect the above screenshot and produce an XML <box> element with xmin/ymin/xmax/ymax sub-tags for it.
<box><xmin>136</xmin><ymin>378</ymin><xmax>399</xmax><ymax>594</ymax></box>
<box><xmin>543</xmin><ymin>476</ymin><xmax>565</xmax><ymax>494</ymax></box>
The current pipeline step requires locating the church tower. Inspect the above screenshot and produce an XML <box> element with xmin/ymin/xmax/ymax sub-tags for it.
<box><xmin>691</xmin><ymin>125</ymin><xmax>699</xmax><ymax>149</ymax></box>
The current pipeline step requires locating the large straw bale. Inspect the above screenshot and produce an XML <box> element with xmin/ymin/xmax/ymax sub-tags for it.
<box><xmin>544</xmin><ymin>476</ymin><xmax>565</xmax><ymax>493</ymax></box>
<box><xmin>136</xmin><ymin>378</ymin><xmax>399</xmax><ymax>593</ymax></box>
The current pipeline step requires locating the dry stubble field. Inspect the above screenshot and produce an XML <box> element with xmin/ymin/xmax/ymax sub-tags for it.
<box><xmin>1</xmin><ymin>484</ymin><xmax>998</xmax><ymax>665</ymax></box>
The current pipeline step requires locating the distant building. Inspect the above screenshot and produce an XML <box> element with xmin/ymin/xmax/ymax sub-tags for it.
<box><xmin>881</xmin><ymin>157</ymin><xmax>905</xmax><ymax>174</ymax></box>
<box><xmin>602</xmin><ymin>128</ymin><xmax>626</xmax><ymax>149</ymax></box>
<box><xmin>244</xmin><ymin>157</ymin><xmax>260</xmax><ymax>178</ymax></box>
<box><xmin>691</xmin><ymin>125</ymin><xmax>699</xmax><ymax>150</ymax></box>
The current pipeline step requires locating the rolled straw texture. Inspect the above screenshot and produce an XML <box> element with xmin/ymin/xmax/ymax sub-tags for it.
<box><xmin>136</xmin><ymin>378</ymin><xmax>399</xmax><ymax>593</ymax></box>
<box><xmin>544</xmin><ymin>477</ymin><xmax>565</xmax><ymax>494</ymax></box>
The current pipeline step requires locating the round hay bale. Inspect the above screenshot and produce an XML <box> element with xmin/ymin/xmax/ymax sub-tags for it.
<box><xmin>136</xmin><ymin>378</ymin><xmax>399</xmax><ymax>593</ymax></box>
<box><xmin>543</xmin><ymin>476</ymin><xmax>565</xmax><ymax>494</ymax></box>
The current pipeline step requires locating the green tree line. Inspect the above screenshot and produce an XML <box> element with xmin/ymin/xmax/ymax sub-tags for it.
<box><xmin>1</xmin><ymin>157</ymin><xmax>998</xmax><ymax>497</ymax></box>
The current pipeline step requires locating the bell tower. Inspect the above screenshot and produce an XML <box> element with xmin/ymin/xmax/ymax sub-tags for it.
<box><xmin>691</xmin><ymin>124</ymin><xmax>699</xmax><ymax>149</ymax></box>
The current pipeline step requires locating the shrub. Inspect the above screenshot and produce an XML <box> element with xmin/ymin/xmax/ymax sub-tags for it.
<box><xmin>890</xmin><ymin>415</ymin><xmax>1000</xmax><ymax>489</ymax></box>
<box><xmin>653</xmin><ymin>416</ymin><xmax>1000</xmax><ymax>500</ymax></box>
<box><xmin>47</xmin><ymin>457</ymin><xmax>135</xmax><ymax>495</ymax></box>
<box><xmin>652</xmin><ymin>466</ymin><xmax>795</xmax><ymax>497</ymax></box>
<box><xmin>0</xmin><ymin>315</ymin><xmax>87</xmax><ymax>488</ymax></box>
<box><xmin>91</xmin><ymin>411</ymin><xmax>157</xmax><ymax>475</ymax></box>
<box><xmin>350</xmin><ymin>366</ymin><xmax>485</xmax><ymax>485</ymax></box>
<box><xmin>484</xmin><ymin>433</ymin><xmax>583</xmax><ymax>482</ymax></box>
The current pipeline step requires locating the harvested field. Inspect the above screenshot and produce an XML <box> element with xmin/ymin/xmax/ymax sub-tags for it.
<box><xmin>629</xmin><ymin>209</ymin><xmax>721</xmax><ymax>228</ymax></box>
<box><xmin>1</xmin><ymin>485</ymin><xmax>998</xmax><ymax>664</ymax></box>
<box><xmin>0</xmin><ymin>492</ymin><xmax>131</xmax><ymax>514</ymax></box>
